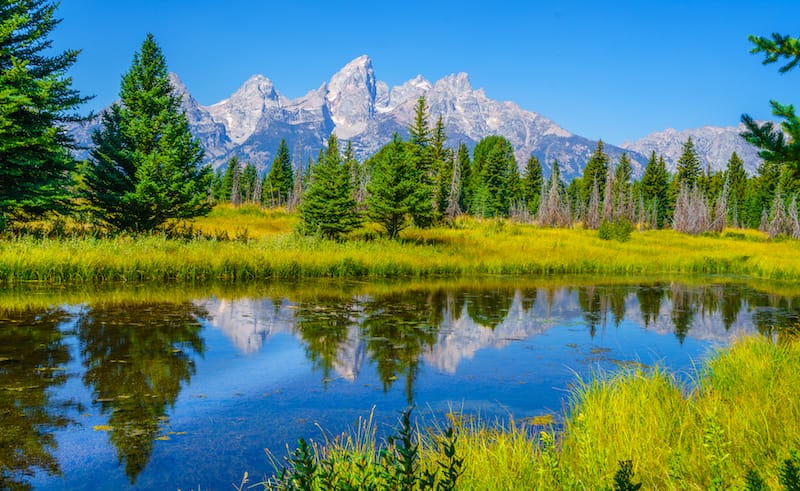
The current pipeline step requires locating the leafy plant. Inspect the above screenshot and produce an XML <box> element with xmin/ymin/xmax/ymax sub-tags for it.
<box><xmin>609</xmin><ymin>460</ymin><xmax>642</xmax><ymax>491</ymax></box>
<box><xmin>598</xmin><ymin>218</ymin><xmax>634</xmax><ymax>242</ymax></box>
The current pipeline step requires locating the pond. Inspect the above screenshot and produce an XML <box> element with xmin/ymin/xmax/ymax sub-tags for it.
<box><xmin>1</xmin><ymin>277</ymin><xmax>798</xmax><ymax>490</ymax></box>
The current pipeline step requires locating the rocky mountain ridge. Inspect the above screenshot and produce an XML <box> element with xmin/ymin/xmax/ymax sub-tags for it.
<box><xmin>70</xmin><ymin>55</ymin><xmax>761</xmax><ymax>179</ymax></box>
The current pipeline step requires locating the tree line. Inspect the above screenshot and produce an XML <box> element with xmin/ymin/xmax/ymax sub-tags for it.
<box><xmin>2</xmin><ymin>0</ymin><xmax>799</xmax><ymax>240</ymax></box>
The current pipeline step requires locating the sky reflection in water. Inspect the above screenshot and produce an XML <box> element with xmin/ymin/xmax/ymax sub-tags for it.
<box><xmin>1</xmin><ymin>279</ymin><xmax>796</xmax><ymax>490</ymax></box>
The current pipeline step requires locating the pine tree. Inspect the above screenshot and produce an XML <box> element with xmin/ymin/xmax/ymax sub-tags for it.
<box><xmin>470</xmin><ymin>135</ymin><xmax>516</xmax><ymax>217</ymax></box>
<box><xmin>366</xmin><ymin>135</ymin><xmax>431</xmax><ymax>238</ymax></box>
<box><xmin>430</xmin><ymin>115</ymin><xmax>453</xmax><ymax>219</ymax></box>
<box><xmin>641</xmin><ymin>151</ymin><xmax>670</xmax><ymax>228</ymax></box>
<box><xmin>521</xmin><ymin>155</ymin><xmax>543</xmax><ymax>215</ymax></box>
<box><xmin>742</xmin><ymin>33</ymin><xmax>800</xmax><ymax>184</ymax></box>
<box><xmin>455</xmin><ymin>142</ymin><xmax>472</xmax><ymax>213</ymax></box>
<box><xmin>264</xmin><ymin>139</ymin><xmax>293</xmax><ymax>206</ymax></box>
<box><xmin>84</xmin><ymin>34</ymin><xmax>211</xmax><ymax>231</ymax></box>
<box><xmin>613</xmin><ymin>153</ymin><xmax>633</xmax><ymax>217</ymax></box>
<box><xmin>725</xmin><ymin>152</ymin><xmax>747</xmax><ymax>223</ymax></box>
<box><xmin>299</xmin><ymin>134</ymin><xmax>360</xmax><ymax>239</ymax></box>
<box><xmin>674</xmin><ymin>137</ymin><xmax>702</xmax><ymax>189</ymax></box>
<box><xmin>580</xmin><ymin>141</ymin><xmax>610</xmax><ymax>206</ymax></box>
<box><xmin>407</xmin><ymin>95</ymin><xmax>435</xmax><ymax>227</ymax></box>
<box><xmin>745</xmin><ymin>159</ymin><xmax>781</xmax><ymax>227</ymax></box>
<box><xmin>220</xmin><ymin>156</ymin><xmax>241</xmax><ymax>204</ymax></box>
<box><xmin>586</xmin><ymin>178</ymin><xmax>600</xmax><ymax>229</ymax></box>
<box><xmin>0</xmin><ymin>0</ymin><xmax>89</xmax><ymax>227</ymax></box>
<box><xmin>239</xmin><ymin>162</ymin><xmax>257</xmax><ymax>203</ymax></box>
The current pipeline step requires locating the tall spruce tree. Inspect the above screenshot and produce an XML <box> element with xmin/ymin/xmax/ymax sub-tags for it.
<box><xmin>219</xmin><ymin>155</ymin><xmax>241</xmax><ymax>203</ymax></box>
<box><xmin>613</xmin><ymin>153</ymin><xmax>633</xmax><ymax>215</ymax></box>
<box><xmin>641</xmin><ymin>151</ymin><xmax>670</xmax><ymax>228</ymax></box>
<box><xmin>406</xmin><ymin>95</ymin><xmax>435</xmax><ymax>227</ymax></box>
<box><xmin>84</xmin><ymin>34</ymin><xmax>211</xmax><ymax>231</ymax></box>
<box><xmin>521</xmin><ymin>155</ymin><xmax>544</xmax><ymax>214</ymax></box>
<box><xmin>366</xmin><ymin>135</ymin><xmax>431</xmax><ymax>238</ymax></box>
<box><xmin>239</xmin><ymin>162</ymin><xmax>257</xmax><ymax>203</ymax></box>
<box><xmin>264</xmin><ymin>139</ymin><xmax>293</xmax><ymax>206</ymax></box>
<box><xmin>299</xmin><ymin>134</ymin><xmax>360</xmax><ymax>239</ymax></box>
<box><xmin>430</xmin><ymin>115</ymin><xmax>453</xmax><ymax>219</ymax></box>
<box><xmin>674</xmin><ymin>137</ymin><xmax>702</xmax><ymax>189</ymax></box>
<box><xmin>580</xmin><ymin>141</ymin><xmax>610</xmax><ymax>206</ymax></box>
<box><xmin>470</xmin><ymin>135</ymin><xmax>516</xmax><ymax>217</ymax></box>
<box><xmin>455</xmin><ymin>142</ymin><xmax>472</xmax><ymax>213</ymax></box>
<box><xmin>0</xmin><ymin>0</ymin><xmax>89</xmax><ymax>228</ymax></box>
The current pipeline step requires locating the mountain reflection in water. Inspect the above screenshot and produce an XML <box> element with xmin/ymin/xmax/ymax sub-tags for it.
<box><xmin>1</xmin><ymin>279</ymin><xmax>796</xmax><ymax>490</ymax></box>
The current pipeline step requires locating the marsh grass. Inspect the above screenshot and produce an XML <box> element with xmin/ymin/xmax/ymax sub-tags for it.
<box><xmin>2</xmin><ymin>208</ymin><xmax>800</xmax><ymax>283</ymax></box>
<box><xmin>260</xmin><ymin>336</ymin><xmax>800</xmax><ymax>490</ymax></box>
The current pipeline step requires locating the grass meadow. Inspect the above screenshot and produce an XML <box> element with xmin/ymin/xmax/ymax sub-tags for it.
<box><xmin>1</xmin><ymin>205</ymin><xmax>799</xmax><ymax>283</ymax></box>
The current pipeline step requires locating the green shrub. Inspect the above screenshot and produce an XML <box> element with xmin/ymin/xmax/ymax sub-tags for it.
<box><xmin>598</xmin><ymin>219</ymin><xmax>634</xmax><ymax>242</ymax></box>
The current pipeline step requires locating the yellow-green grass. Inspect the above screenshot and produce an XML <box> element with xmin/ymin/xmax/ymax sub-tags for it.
<box><xmin>1</xmin><ymin>208</ymin><xmax>800</xmax><ymax>283</ymax></box>
<box><xmin>267</xmin><ymin>336</ymin><xmax>800</xmax><ymax>490</ymax></box>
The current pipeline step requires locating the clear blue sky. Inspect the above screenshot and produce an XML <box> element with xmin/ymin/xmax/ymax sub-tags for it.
<box><xmin>54</xmin><ymin>0</ymin><xmax>800</xmax><ymax>145</ymax></box>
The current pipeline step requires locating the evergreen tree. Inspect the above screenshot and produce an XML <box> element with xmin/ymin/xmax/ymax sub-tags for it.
<box><xmin>210</xmin><ymin>167</ymin><xmax>224</xmax><ymax>202</ymax></box>
<box><xmin>409</xmin><ymin>96</ymin><xmax>432</xmax><ymax>148</ymax></box>
<box><xmin>84</xmin><ymin>34</ymin><xmax>211</xmax><ymax>231</ymax></box>
<box><xmin>742</xmin><ymin>32</ymin><xmax>800</xmax><ymax>184</ymax></box>
<box><xmin>366</xmin><ymin>135</ymin><xmax>431</xmax><ymax>238</ymax></box>
<box><xmin>0</xmin><ymin>0</ymin><xmax>89</xmax><ymax>227</ymax></box>
<box><xmin>640</xmin><ymin>151</ymin><xmax>670</xmax><ymax>228</ymax></box>
<box><xmin>455</xmin><ymin>142</ymin><xmax>472</xmax><ymax>213</ymax></box>
<box><xmin>299</xmin><ymin>134</ymin><xmax>360</xmax><ymax>239</ymax></box>
<box><xmin>219</xmin><ymin>155</ymin><xmax>241</xmax><ymax>204</ymax></box>
<box><xmin>430</xmin><ymin>115</ymin><xmax>453</xmax><ymax>219</ymax></box>
<box><xmin>407</xmin><ymin>95</ymin><xmax>435</xmax><ymax>227</ymax></box>
<box><xmin>674</xmin><ymin>137</ymin><xmax>702</xmax><ymax>189</ymax></box>
<box><xmin>264</xmin><ymin>139</ymin><xmax>293</xmax><ymax>206</ymax></box>
<box><xmin>239</xmin><ymin>162</ymin><xmax>257</xmax><ymax>203</ymax></box>
<box><xmin>580</xmin><ymin>140</ymin><xmax>610</xmax><ymax>206</ymax></box>
<box><xmin>613</xmin><ymin>152</ymin><xmax>633</xmax><ymax>216</ymax></box>
<box><xmin>744</xmin><ymin>159</ymin><xmax>781</xmax><ymax>227</ymax></box>
<box><xmin>470</xmin><ymin>135</ymin><xmax>516</xmax><ymax>217</ymax></box>
<box><xmin>521</xmin><ymin>155</ymin><xmax>544</xmax><ymax>214</ymax></box>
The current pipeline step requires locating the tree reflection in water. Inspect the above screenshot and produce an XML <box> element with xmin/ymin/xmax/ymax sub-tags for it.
<box><xmin>76</xmin><ymin>302</ymin><xmax>205</xmax><ymax>483</ymax></box>
<box><xmin>0</xmin><ymin>308</ymin><xmax>76</xmax><ymax>490</ymax></box>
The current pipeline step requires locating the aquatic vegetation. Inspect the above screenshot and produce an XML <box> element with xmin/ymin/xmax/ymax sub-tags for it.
<box><xmin>259</xmin><ymin>336</ymin><xmax>800</xmax><ymax>490</ymax></box>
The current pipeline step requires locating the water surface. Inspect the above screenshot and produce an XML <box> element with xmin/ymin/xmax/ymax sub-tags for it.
<box><xmin>1</xmin><ymin>277</ymin><xmax>797</xmax><ymax>490</ymax></box>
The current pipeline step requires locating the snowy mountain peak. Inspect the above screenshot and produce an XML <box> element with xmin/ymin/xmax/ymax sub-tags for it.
<box><xmin>207</xmin><ymin>74</ymin><xmax>285</xmax><ymax>144</ymax></box>
<box><xmin>621</xmin><ymin>123</ymin><xmax>761</xmax><ymax>174</ymax></box>
<box><xmin>436</xmin><ymin>72</ymin><xmax>472</xmax><ymax>92</ymax></box>
<box><xmin>326</xmin><ymin>55</ymin><xmax>377</xmax><ymax>139</ymax></box>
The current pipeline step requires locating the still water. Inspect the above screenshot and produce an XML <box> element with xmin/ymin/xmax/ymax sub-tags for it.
<box><xmin>1</xmin><ymin>277</ymin><xmax>797</xmax><ymax>490</ymax></box>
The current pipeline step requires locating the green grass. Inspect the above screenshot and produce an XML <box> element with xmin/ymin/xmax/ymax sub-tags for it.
<box><xmin>2</xmin><ymin>207</ymin><xmax>800</xmax><ymax>283</ymax></box>
<box><xmin>257</xmin><ymin>335</ymin><xmax>800</xmax><ymax>490</ymax></box>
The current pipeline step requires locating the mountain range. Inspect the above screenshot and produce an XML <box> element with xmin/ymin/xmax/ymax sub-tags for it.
<box><xmin>69</xmin><ymin>55</ymin><xmax>762</xmax><ymax>180</ymax></box>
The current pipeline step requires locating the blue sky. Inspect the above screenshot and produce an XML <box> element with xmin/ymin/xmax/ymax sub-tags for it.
<box><xmin>55</xmin><ymin>0</ymin><xmax>800</xmax><ymax>145</ymax></box>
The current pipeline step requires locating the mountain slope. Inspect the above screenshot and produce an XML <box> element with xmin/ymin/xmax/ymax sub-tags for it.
<box><xmin>621</xmin><ymin>124</ymin><xmax>762</xmax><ymax>174</ymax></box>
<box><xmin>69</xmin><ymin>56</ymin><xmax>761</xmax><ymax>180</ymax></box>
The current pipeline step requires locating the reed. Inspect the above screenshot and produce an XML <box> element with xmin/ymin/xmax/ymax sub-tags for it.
<box><xmin>259</xmin><ymin>335</ymin><xmax>800</xmax><ymax>490</ymax></box>
<box><xmin>2</xmin><ymin>208</ymin><xmax>800</xmax><ymax>283</ymax></box>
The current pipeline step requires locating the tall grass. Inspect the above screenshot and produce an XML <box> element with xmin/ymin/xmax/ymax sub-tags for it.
<box><xmin>2</xmin><ymin>208</ymin><xmax>800</xmax><ymax>283</ymax></box>
<box><xmin>259</xmin><ymin>336</ymin><xmax>800</xmax><ymax>490</ymax></box>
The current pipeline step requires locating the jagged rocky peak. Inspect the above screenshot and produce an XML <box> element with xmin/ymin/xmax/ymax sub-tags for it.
<box><xmin>167</xmin><ymin>72</ymin><xmax>189</xmax><ymax>96</ymax></box>
<box><xmin>208</xmin><ymin>74</ymin><xmax>285</xmax><ymax>145</ymax></box>
<box><xmin>326</xmin><ymin>55</ymin><xmax>377</xmax><ymax>139</ymax></box>
<box><xmin>388</xmin><ymin>74</ymin><xmax>432</xmax><ymax>109</ymax></box>
<box><xmin>435</xmin><ymin>72</ymin><xmax>472</xmax><ymax>92</ymax></box>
